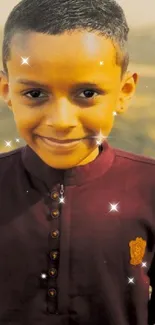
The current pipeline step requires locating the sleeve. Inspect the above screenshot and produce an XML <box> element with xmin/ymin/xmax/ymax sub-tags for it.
<box><xmin>148</xmin><ymin>254</ymin><xmax>155</xmax><ymax>325</ymax></box>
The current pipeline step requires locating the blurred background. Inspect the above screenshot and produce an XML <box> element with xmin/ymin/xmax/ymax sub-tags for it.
<box><xmin>0</xmin><ymin>0</ymin><xmax>155</xmax><ymax>156</ymax></box>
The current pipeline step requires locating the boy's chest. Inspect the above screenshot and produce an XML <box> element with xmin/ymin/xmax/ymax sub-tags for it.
<box><xmin>0</xmin><ymin>183</ymin><xmax>154</xmax><ymax>283</ymax></box>
<box><xmin>0</xmin><ymin>183</ymin><xmax>154</xmax><ymax>321</ymax></box>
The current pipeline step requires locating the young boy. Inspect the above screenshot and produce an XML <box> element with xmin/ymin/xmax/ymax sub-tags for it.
<box><xmin>0</xmin><ymin>0</ymin><xmax>154</xmax><ymax>324</ymax></box>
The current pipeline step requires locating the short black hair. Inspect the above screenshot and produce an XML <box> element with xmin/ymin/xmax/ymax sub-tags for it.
<box><xmin>2</xmin><ymin>0</ymin><xmax>129</xmax><ymax>76</ymax></box>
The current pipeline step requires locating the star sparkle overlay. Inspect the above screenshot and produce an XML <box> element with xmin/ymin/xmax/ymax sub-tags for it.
<box><xmin>5</xmin><ymin>140</ymin><xmax>12</xmax><ymax>148</ymax></box>
<box><xmin>4</xmin><ymin>138</ymin><xmax>21</xmax><ymax>149</ymax></box>
<box><xmin>59</xmin><ymin>196</ymin><xmax>65</xmax><ymax>204</ymax></box>
<box><xmin>1</xmin><ymin>96</ymin><xmax>149</xmax><ymax>295</ymax></box>
<box><xmin>59</xmin><ymin>184</ymin><xmax>65</xmax><ymax>204</ymax></box>
<box><xmin>93</xmin><ymin>112</ymin><xmax>117</xmax><ymax>146</ymax></box>
<box><xmin>21</xmin><ymin>57</ymin><xmax>30</xmax><ymax>66</ymax></box>
<box><xmin>0</xmin><ymin>47</ymin><xmax>151</xmax><ymax>298</ymax></box>
<box><xmin>41</xmin><ymin>273</ymin><xmax>47</xmax><ymax>279</ymax></box>
<box><xmin>141</xmin><ymin>261</ymin><xmax>147</xmax><ymax>268</ymax></box>
<box><xmin>109</xmin><ymin>202</ymin><xmax>119</xmax><ymax>212</ymax></box>
<box><xmin>128</xmin><ymin>277</ymin><xmax>135</xmax><ymax>284</ymax></box>
<box><xmin>93</xmin><ymin>130</ymin><xmax>107</xmax><ymax>146</ymax></box>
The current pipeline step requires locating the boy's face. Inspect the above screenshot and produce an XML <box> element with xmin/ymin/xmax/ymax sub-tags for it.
<box><xmin>0</xmin><ymin>31</ymin><xmax>137</xmax><ymax>169</ymax></box>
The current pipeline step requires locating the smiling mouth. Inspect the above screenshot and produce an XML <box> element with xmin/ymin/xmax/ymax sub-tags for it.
<box><xmin>41</xmin><ymin>136</ymin><xmax>83</xmax><ymax>144</ymax></box>
<box><xmin>37</xmin><ymin>135</ymin><xmax>86</xmax><ymax>150</ymax></box>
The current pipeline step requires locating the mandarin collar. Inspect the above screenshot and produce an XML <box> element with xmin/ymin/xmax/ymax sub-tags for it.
<box><xmin>21</xmin><ymin>141</ymin><xmax>115</xmax><ymax>188</ymax></box>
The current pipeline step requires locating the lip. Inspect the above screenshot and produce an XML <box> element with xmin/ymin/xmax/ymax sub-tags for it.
<box><xmin>38</xmin><ymin>136</ymin><xmax>82</xmax><ymax>150</ymax></box>
<box><xmin>42</xmin><ymin>136</ymin><xmax>81</xmax><ymax>144</ymax></box>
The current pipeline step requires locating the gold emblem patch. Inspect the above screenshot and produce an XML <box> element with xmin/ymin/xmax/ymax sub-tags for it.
<box><xmin>129</xmin><ymin>237</ymin><xmax>146</xmax><ymax>266</ymax></box>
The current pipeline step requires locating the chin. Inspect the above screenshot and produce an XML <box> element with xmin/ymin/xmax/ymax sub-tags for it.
<box><xmin>39</xmin><ymin>154</ymin><xmax>81</xmax><ymax>169</ymax></box>
<box><xmin>45</xmin><ymin>160</ymin><xmax>78</xmax><ymax>169</ymax></box>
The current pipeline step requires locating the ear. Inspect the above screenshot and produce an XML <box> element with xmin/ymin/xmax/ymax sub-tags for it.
<box><xmin>0</xmin><ymin>70</ymin><xmax>12</xmax><ymax>110</ymax></box>
<box><xmin>116</xmin><ymin>71</ymin><xmax>138</xmax><ymax>114</ymax></box>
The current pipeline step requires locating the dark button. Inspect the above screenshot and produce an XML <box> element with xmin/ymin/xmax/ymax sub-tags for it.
<box><xmin>49</xmin><ymin>268</ymin><xmax>57</xmax><ymax>277</ymax></box>
<box><xmin>51</xmin><ymin>192</ymin><xmax>59</xmax><ymax>200</ymax></box>
<box><xmin>48</xmin><ymin>288</ymin><xmax>57</xmax><ymax>297</ymax></box>
<box><xmin>51</xmin><ymin>230</ymin><xmax>59</xmax><ymax>239</ymax></box>
<box><xmin>50</xmin><ymin>250</ymin><xmax>59</xmax><ymax>260</ymax></box>
<box><xmin>51</xmin><ymin>209</ymin><xmax>60</xmax><ymax>219</ymax></box>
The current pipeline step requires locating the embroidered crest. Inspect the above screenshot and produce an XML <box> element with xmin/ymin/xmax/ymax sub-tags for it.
<box><xmin>149</xmin><ymin>286</ymin><xmax>152</xmax><ymax>300</ymax></box>
<box><xmin>129</xmin><ymin>237</ymin><xmax>146</xmax><ymax>266</ymax></box>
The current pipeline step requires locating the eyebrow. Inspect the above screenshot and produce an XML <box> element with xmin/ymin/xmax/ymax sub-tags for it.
<box><xmin>15</xmin><ymin>78</ymin><xmax>104</xmax><ymax>90</ymax></box>
<box><xmin>16</xmin><ymin>79</ymin><xmax>51</xmax><ymax>89</ymax></box>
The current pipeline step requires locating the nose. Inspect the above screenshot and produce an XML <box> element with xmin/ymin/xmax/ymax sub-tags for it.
<box><xmin>45</xmin><ymin>98</ymin><xmax>78</xmax><ymax>131</ymax></box>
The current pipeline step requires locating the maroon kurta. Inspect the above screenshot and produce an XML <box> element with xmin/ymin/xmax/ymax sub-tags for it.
<box><xmin>0</xmin><ymin>141</ymin><xmax>155</xmax><ymax>325</ymax></box>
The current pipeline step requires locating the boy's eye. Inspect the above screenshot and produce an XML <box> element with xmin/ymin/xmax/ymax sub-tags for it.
<box><xmin>22</xmin><ymin>88</ymin><xmax>101</xmax><ymax>101</ymax></box>
<box><xmin>24</xmin><ymin>90</ymin><xmax>46</xmax><ymax>99</ymax></box>
<box><xmin>79</xmin><ymin>89</ymin><xmax>98</xmax><ymax>99</ymax></box>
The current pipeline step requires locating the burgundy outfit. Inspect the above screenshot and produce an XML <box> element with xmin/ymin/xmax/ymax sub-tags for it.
<box><xmin>0</xmin><ymin>141</ymin><xmax>155</xmax><ymax>325</ymax></box>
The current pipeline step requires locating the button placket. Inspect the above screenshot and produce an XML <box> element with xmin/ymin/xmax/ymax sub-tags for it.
<box><xmin>51</xmin><ymin>191</ymin><xmax>59</xmax><ymax>201</ymax></box>
<box><xmin>46</xmin><ymin>184</ymin><xmax>64</xmax><ymax>314</ymax></box>
<box><xmin>51</xmin><ymin>229</ymin><xmax>60</xmax><ymax>239</ymax></box>
<box><xmin>51</xmin><ymin>209</ymin><xmax>60</xmax><ymax>219</ymax></box>
<box><xmin>49</xmin><ymin>267</ymin><xmax>58</xmax><ymax>277</ymax></box>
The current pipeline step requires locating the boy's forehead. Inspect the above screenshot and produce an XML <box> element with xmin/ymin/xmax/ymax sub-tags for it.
<box><xmin>8</xmin><ymin>31</ymin><xmax>121</xmax><ymax>82</ymax></box>
<box><xmin>11</xmin><ymin>31</ymin><xmax>116</xmax><ymax>65</ymax></box>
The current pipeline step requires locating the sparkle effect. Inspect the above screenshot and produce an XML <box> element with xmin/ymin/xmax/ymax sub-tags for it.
<box><xmin>4</xmin><ymin>138</ymin><xmax>21</xmax><ymax>149</ymax></box>
<box><xmin>109</xmin><ymin>202</ymin><xmax>119</xmax><ymax>212</ymax></box>
<box><xmin>21</xmin><ymin>57</ymin><xmax>30</xmax><ymax>66</ymax></box>
<box><xmin>128</xmin><ymin>277</ymin><xmax>135</xmax><ymax>284</ymax></box>
<box><xmin>59</xmin><ymin>196</ymin><xmax>65</xmax><ymax>204</ymax></box>
<box><xmin>5</xmin><ymin>141</ymin><xmax>12</xmax><ymax>148</ymax></box>
<box><xmin>141</xmin><ymin>261</ymin><xmax>147</xmax><ymax>268</ymax></box>
<box><xmin>94</xmin><ymin>130</ymin><xmax>107</xmax><ymax>145</ymax></box>
<box><xmin>59</xmin><ymin>184</ymin><xmax>65</xmax><ymax>204</ymax></box>
<box><xmin>1</xmin><ymin>104</ymin><xmax>150</xmax><ymax>295</ymax></box>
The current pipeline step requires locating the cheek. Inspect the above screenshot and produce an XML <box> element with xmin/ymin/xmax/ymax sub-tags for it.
<box><xmin>80</xmin><ymin>99</ymin><xmax>117</xmax><ymax>134</ymax></box>
<box><xmin>11</xmin><ymin>100</ymin><xmax>41</xmax><ymax>131</ymax></box>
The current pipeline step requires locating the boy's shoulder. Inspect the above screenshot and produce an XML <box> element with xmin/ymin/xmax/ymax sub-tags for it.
<box><xmin>1</xmin><ymin>144</ymin><xmax>155</xmax><ymax>176</ymax></box>
<box><xmin>114</xmin><ymin>146</ymin><xmax>155</xmax><ymax>167</ymax></box>
<box><xmin>0</xmin><ymin>147</ymin><xmax>22</xmax><ymax>158</ymax></box>
<box><xmin>0</xmin><ymin>147</ymin><xmax>23</xmax><ymax>171</ymax></box>
<box><xmin>113</xmin><ymin>147</ymin><xmax>155</xmax><ymax>182</ymax></box>
<box><xmin>0</xmin><ymin>147</ymin><xmax>22</xmax><ymax>159</ymax></box>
